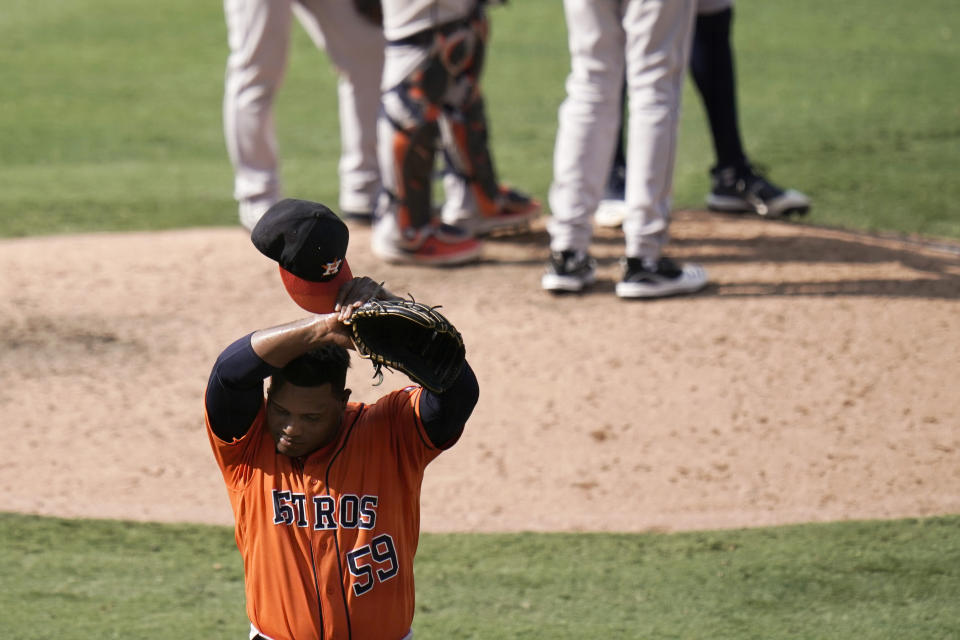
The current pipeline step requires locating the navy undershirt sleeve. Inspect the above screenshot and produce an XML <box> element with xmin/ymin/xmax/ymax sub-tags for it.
<box><xmin>205</xmin><ymin>333</ymin><xmax>277</xmax><ymax>441</ymax></box>
<box><xmin>206</xmin><ymin>335</ymin><xmax>478</xmax><ymax>448</ymax></box>
<box><xmin>418</xmin><ymin>361</ymin><xmax>479</xmax><ymax>449</ymax></box>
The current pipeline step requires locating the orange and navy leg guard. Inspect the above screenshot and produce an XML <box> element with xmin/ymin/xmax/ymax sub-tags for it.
<box><xmin>379</xmin><ymin>61</ymin><xmax>446</xmax><ymax>234</ymax></box>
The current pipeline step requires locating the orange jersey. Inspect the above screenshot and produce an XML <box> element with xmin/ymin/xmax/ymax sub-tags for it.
<box><xmin>206</xmin><ymin>386</ymin><xmax>441</xmax><ymax>640</ymax></box>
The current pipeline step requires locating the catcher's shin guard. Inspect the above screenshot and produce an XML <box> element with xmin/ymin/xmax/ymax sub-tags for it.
<box><xmin>439</xmin><ymin>97</ymin><xmax>541</xmax><ymax>233</ymax></box>
<box><xmin>379</xmin><ymin>88</ymin><xmax>442</xmax><ymax>234</ymax></box>
<box><xmin>441</xmin><ymin>96</ymin><xmax>500</xmax><ymax>213</ymax></box>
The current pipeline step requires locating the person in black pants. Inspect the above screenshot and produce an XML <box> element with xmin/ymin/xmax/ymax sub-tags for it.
<box><xmin>595</xmin><ymin>0</ymin><xmax>811</xmax><ymax>227</ymax></box>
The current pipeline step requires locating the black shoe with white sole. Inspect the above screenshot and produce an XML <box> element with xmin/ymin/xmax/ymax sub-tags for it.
<box><xmin>707</xmin><ymin>163</ymin><xmax>811</xmax><ymax>218</ymax></box>
<box><xmin>541</xmin><ymin>250</ymin><xmax>597</xmax><ymax>293</ymax></box>
<box><xmin>616</xmin><ymin>256</ymin><xmax>708</xmax><ymax>299</ymax></box>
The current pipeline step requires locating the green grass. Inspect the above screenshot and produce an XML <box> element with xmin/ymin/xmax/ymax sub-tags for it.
<box><xmin>0</xmin><ymin>513</ymin><xmax>247</xmax><ymax>638</ymax></box>
<box><xmin>671</xmin><ymin>0</ymin><xmax>960</xmax><ymax>239</ymax></box>
<box><xmin>0</xmin><ymin>0</ymin><xmax>341</xmax><ymax>235</ymax></box>
<box><xmin>2</xmin><ymin>513</ymin><xmax>959</xmax><ymax>638</ymax></box>
<box><xmin>1</xmin><ymin>0</ymin><xmax>958</xmax><ymax>238</ymax></box>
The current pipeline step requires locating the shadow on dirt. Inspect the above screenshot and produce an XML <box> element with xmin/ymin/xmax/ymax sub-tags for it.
<box><xmin>676</xmin><ymin>216</ymin><xmax>960</xmax><ymax>300</ymax></box>
<box><xmin>483</xmin><ymin>212</ymin><xmax>960</xmax><ymax>300</ymax></box>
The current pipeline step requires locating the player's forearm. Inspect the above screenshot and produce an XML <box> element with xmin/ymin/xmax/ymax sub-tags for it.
<box><xmin>251</xmin><ymin>314</ymin><xmax>351</xmax><ymax>368</ymax></box>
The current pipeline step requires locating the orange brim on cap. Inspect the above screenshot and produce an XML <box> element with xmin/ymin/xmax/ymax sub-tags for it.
<box><xmin>278</xmin><ymin>261</ymin><xmax>353</xmax><ymax>314</ymax></box>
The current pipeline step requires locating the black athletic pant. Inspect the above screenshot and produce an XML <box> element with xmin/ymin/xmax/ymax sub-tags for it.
<box><xmin>610</xmin><ymin>7</ymin><xmax>746</xmax><ymax>181</ymax></box>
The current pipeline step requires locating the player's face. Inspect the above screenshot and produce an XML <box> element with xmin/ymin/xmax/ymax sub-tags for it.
<box><xmin>266</xmin><ymin>382</ymin><xmax>351</xmax><ymax>458</ymax></box>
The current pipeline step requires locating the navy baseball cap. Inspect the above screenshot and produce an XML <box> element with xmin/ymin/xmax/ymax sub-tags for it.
<box><xmin>251</xmin><ymin>199</ymin><xmax>353</xmax><ymax>313</ymax></box>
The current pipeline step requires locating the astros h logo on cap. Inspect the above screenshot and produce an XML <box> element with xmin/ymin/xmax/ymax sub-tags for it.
<box><xmin>251</xmin><ymin>199</ymin><xmax>354</xmax><ymax>313</ymax></box>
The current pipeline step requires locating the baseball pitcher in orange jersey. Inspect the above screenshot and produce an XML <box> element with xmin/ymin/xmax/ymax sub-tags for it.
<box><xmin>205</xmin><ymin>200</ymin><xmax>479</xmax><ymax>639</ymax></box>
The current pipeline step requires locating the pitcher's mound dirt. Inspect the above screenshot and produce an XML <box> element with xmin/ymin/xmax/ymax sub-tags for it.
<box><xmin>1</xmin><ymin>211</ymin><xmax>958</xmax><ymax>532</ymax></box>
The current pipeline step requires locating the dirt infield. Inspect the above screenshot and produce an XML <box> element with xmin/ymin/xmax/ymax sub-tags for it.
<box><xmin>1</xmin><ymin>211</ymin><xmax>958</xmax><ymax>533</ymax></box>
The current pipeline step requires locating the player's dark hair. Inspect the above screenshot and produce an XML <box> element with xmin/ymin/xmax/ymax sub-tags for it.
<box><xmin>270</xmin><ymin>344</ymin><xmax>350</xmax><ymax>393</ymax></box>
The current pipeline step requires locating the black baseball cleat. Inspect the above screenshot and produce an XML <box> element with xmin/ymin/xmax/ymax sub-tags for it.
<box><xmin>706</xmin><ymin>163</ymin><xmax>811</xmax><ymax>218</ymax></box>
<box><xmin>541</xmin><ymin>249</ymin><xmax>597</xmax><ymax>293</ymax></box>
<box><xmin>615</xmin><ymin>256</ymin><xmax>708</xmax><ymax>299</ymax></box>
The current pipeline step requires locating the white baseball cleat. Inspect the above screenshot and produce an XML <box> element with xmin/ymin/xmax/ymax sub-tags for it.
<box><xmin>594</xmin><ymin>199</ymin><xmax>627</xmax><ymax>228</ymax></box>
<box><xmin>239</xmin><ymin>197</ymin><xmax>279</xmax><ymax>231</ymax></box>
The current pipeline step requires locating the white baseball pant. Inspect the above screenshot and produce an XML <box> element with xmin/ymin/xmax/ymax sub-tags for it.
<box><xmin>548</xmin><ymin>0</ymin><xmax>695</xmax><ymax>261</ymax></box>
<box><xmin>223</xmin><ymin>0</ymin><xmax>384</xmax><ymax>214</ymax></box>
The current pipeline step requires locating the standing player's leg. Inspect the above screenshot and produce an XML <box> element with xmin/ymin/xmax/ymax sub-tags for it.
<box><xmin>295</xmin><ymin>0</ymin><xmax>384</xmax><ymax>221</ymax></box>
<box><xmin>594</xmin><ymin>85</ymin><xmax>629</xmax><ymax>228</ymax></box>
<box><xmin>691</xmin><ymin>0</ymin><xmax>745</xmax><ymax>172</ymax></box>
<box><xmin>372</xmin><ymin>41</ymin><xmax>482</xmax><ymax>265</ymax></box>
<box><xmin>542</xmin><ymin>0</ymin><xmax>624</xmax><ymax>292</ymax></box>
<box><xmin>617</xmin><ymin>0</ymin><xmax>707</xmax><ymax>298</ymax></box>
<box><xmin>437</xmin><ymin>7</ymin><xmax>540</xmax><ymax>236</ymax></box>
<box><xmin>691</xmin><ymin>0</ymin><xmax>810</xmax><ymax>217</ymax></box>
<box><xmin>223</xmin><ymin>0</ymin><xmax>295</xmax><ymax>230</ymax></box>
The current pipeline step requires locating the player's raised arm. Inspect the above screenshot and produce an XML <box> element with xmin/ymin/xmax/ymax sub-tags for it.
<box><xmin>205</xmin><ymin>313</ymin><xmax>352</xmax><ymax>441</ymax></box>
<box><xmin>250</xmin><ymin>313</ymin><xmax>354</xmax><ymax>366</ymax></box>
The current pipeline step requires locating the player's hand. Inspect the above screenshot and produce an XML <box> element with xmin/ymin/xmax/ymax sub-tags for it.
<box><xmin>334</xmin><ymin>277</ymin><xmax>396</xmax><ymax>323</ymax></box>
<box><xmin>315</xmin><ymin>312</ymin><xmax>355</xmax><ymax>350</ymax></box>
